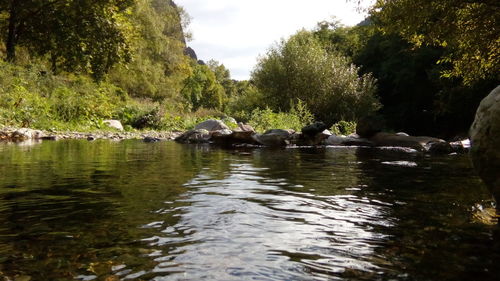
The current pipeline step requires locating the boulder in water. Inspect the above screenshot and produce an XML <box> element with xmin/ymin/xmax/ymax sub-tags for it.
<box><xmin>301</xmin><ymin>122</ymin><xmax>328</xmax><ymax>137</ymax></box>
<box><xmin>175</xmin><ymin>129</ymin><xmax>211</xmax><ymax>143</ymax></box>
<box><xmin>325</xmin><ymin>135</ymin><xmax>374</xmax><ymax>146</ymax></box>
<box><xmin>252</xmin><ymin>129</ymin><xmax>294</xmax><ymax>147</ymax></box>
<box><xmin>470</xmin><ymin>85</ymin><xmax>500</xmax><ymax>205</ymax></box>
<box><xmin>369</xmin><ymin>132</ymin><xmax>445</xmax><ymax>151</ymax></box>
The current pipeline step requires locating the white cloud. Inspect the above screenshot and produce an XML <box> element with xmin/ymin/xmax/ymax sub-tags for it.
<box><xmin>176</xmin><ymin>0</ymin><xmax>371</xmax><ymax>80</ymax></box>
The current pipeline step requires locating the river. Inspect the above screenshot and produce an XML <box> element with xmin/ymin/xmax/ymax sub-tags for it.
<box><xmin>0</xmin><ymin>140</ymin><xmax>498</xmax><ymax>280</ymax></box>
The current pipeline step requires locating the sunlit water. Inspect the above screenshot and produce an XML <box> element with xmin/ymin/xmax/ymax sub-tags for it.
<box><xmin>0</xmin><ymin>140</ymin><xmax>498</xmax><ymax>281</ymax></box>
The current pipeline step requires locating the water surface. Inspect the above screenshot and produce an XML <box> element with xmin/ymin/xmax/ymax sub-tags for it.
<box><xmin>0</xmin><ymin>140</ymin><xmax>498</xmax><ymax>280</ymax></box>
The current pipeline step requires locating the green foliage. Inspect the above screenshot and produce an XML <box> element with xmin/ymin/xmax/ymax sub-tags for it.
<box><xmin>0</xmin><ymin>84</ymin><xmax>51</xmax><ymax>128</ymax></box>
<box><xmin>50</xmin><ymin>79</ymin><xmax>124</xmax><ymax>124</ymax></box>
<box><xmin>0</xmin><ymin>61</ymin><xmax>125</xmax><ymax>130</ymax></box>
<box><xmin>0</xmin><ymin>0</ymin><xmax>134</xmax><ymax>80</ymax></box>
<box><xmin>371</xmin><ymin>0</ymin><xmax>499</xmax><ymax>84</ymax></box>
<box><xmin>247</xmin><ymin>101</ymin><xmax>314</xmax><ymax>133</ymax></box>
<box><xmin>207</xmin><ymin>59</ymin><xmax>235</xmax><ymax>98</ymax></box>
<box><xmin>330</xmin><ymin>121</ymin><xmax>357</xmax><ymax>136</ymax></box>
<box><xmin>108</xmin><ymin>0</ymin><xmax>191</xmax><ymax>100</ymax></box>
<box><xmin>226</xmin><ymin>82</ymin><xmax>266</xmax><ymax>120</ymax></box>
<box><xmin>319</xmin><ymin>20</ymin><xmax>498</xmax><ymax>137</ymax></box>
<box><xmin>252</xmin><ymin>30</ymin><xmax>380</xmax><ymax>125</ymax></box>
<box><xmin>181</xmin><ymin>63</ymin><xmax>226</xmax><ymax>111</ymax></box>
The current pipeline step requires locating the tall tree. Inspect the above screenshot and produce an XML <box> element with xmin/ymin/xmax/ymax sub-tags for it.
<box><xmin>370</xmin><ymin>0</ymin><xmax>500</xmax><ymax>84</ymax></box>
<box><xmin>252</xmin><ymin>30</ymin><xmax>379</xmax><ymax>124</ymax></box>
<box><xmin>0</xmin><ymin>0</ymin><xmax>133</xmax><ymax>80</ymax></box>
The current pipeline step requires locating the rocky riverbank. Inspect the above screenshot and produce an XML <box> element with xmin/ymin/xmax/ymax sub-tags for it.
<box><xmin>0</xmin><ymin>126</ymin><xmax>181</xmax><ymax>142</ymax></box>
<box><xmin>1</xmin><ymin>119</ymin><xmax>470</xmax><ymax>155</ymax></box>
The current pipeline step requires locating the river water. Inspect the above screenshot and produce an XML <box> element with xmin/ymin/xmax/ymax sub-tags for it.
<box><xmin>0</xmin><ymin>140</ymin><xmax>498</xmax><ymax>281</ymax></box>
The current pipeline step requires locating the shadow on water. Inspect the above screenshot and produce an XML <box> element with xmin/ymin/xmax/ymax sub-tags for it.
<box><xmin>0</xmin><ymin>141</ymin><xmax>498</xmax><ymax>280</ymax></box>
<box><xmin>352</xmin><ymin>148</ymin><xmax>500</xmax><ymax>281</ymax></box>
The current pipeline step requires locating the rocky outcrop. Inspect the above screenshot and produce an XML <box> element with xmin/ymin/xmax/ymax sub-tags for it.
<box><xmin>470</xmin><ymin>85</ymin><xmax>500</xmax><ymax>204</ymax></box>
<box><xmin>194</xmin><ymin>119</ymin><xmax>230</xmax><ymax>131</ymax></box>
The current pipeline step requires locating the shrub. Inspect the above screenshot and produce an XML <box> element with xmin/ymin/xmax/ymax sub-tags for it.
<box><xmin>252</xmin><ymin>30</ymin><xmax>380</xmax><ymax>124</ymax></box>
<box><xmin>330</xmin><ymin>120</ymin><xmax>357</xmax><ymax>135</ymax></box>
<box><xmin>247</xmin><ymin>101</ymin><xmax>314</xmax><ymax>133</ymax></box>
<box><xmin>0</xmin><ymin>84</ymin><xmax>51</xmax><ymax>128</ymax></box>
<box><xmin>50</xmin><ymin>82</ymin><xmax>123</xmax><ymax>124</ymax></box>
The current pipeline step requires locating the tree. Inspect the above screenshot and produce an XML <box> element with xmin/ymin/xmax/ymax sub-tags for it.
<box><xmin>370</xmin><ymin>0</ymin><xmax>500</xmax><ymax>84</ymax></box>
<box><xmin>0</xmin><ymin>0</ymin><xmax>133</xmax><ymax>80</ymax></box>
<box><xmin>314</xmin><ymin>17</ymin><xmax>498</xmax><ymax>137</ymax></box>
<box><xmin>108</xmin><ymin>0</ymin><xmax>191</xmax><ymax>100</ymax></box>
<box><xmin>251</xmin><ymin>30</ymin><xmax>380</xmax><ymax>124</ymax></box>
<box><xmin>207</xmin><ymin>59</ymin><xmax>236</xmax><ymax>98</ymax></box>
<box><xmin>181</xmin><ymin>63</ymin><xmax>225</xmax><ymax>111</ymax></box>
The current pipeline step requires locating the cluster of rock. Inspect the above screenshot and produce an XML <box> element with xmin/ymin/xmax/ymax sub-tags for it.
<box><xmin>175</xmin><ymin>119</ymin><xmax>470</xmax><ymax>154</ymax></box>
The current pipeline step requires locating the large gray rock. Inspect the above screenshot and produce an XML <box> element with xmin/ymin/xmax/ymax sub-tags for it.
<box><xmin>194</xmin><ymin>119</ymin><xmax>229</xmax><ymax>131</ymax></box>
<box><xmin>301</xmin><ymin>122</ymin><xmax>328</xmax><ymax>137</ymax></box>
<box><xmin>252</xmin><ymin>129</ymin><xmax>294</xmax><ymax>147</ymax></box>
<box><xmin>356</xmin><ymin>115</ymin><xmax>385</xmax><ymax>138</ymax></box>
<box><xmin>470</xmin><ymin>85</ymin><xmax>500</xmax><ymax>204</ymax></box>
<box><xmin>325</xmin><ymin>135</ymin><xmax>374</xmax><ymax>147</ymax></box>
<box><xmin>175</xmin><ymin>129</ymin><xmax>211</xmax><ymax>144</ymax></box>
<box><xmin>369</xmin><ymin>132</ymin><xmax>445</xmax><ymax>151</ymax></box>
<box><xmin>104</xmin><ymin>120</ymin><xmax>124</xmax><ymax>131</ymax></box>
<box><xmin>211</xmin><ymin>130</ymin><xmax>258</xmax><ymax>146</ymax></box>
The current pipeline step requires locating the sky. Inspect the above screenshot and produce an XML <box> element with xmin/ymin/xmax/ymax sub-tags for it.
<box><xmin>176</xmin><ymin>0</ymin><xmax>371</xmax><ymax>80</ymax></box>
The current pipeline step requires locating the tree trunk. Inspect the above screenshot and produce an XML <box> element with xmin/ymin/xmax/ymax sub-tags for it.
<box><xmin>6</xmin><ymin>0</ymin><xmax>19</xmax><ymax>62</ymax></box>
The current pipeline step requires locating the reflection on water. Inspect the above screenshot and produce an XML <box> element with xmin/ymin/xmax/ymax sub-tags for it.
<box><xmin>0</xmin><ymin>141</ymin><xmax>498</xmax><ymax>280</ymax></box>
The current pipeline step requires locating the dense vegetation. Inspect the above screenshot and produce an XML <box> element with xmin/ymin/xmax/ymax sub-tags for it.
<box><xmin>0</xmin><ymin>0</ymin><xmax>498</xmax><ymax>137</ymax></box>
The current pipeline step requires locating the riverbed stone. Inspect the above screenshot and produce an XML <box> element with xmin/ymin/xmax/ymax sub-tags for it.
<box><xmin>175</xmin><ymin>129</ymin><xmax>211</xmax><ymax>143</ymax></box>
<box><xmin>325</xmin><ymin>135</ymin><xmax>374</xmax><ymax>146</ymax></box>
<box><xmin>251</xmin><ymin>129</ymin><xmax>294</xmax><ymax>147</ymax></box>
<box><xmin>470</xmin><ymin>85</ymin><xmax>500</xmax><ymax>204</ymax></box>
<box><xmin>194</xmin><ymin>119</ymin><xmax>229</xmax><ymax>131</ymax></box>
<box><xmin>212</xmin><ymin>130</ymin><xmax>258</xmax><ymax>146</ymax></box>
<box><xmin>369</xmin><ymin>132</ymin><xmax>445</xmax><ymax>151</ymax></box>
